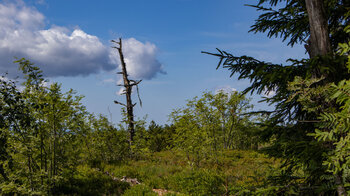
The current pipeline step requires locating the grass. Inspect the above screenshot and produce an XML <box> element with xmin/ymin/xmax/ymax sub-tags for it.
<box><xmin>103</xmin><ymin>150</ymin><xmax>281</xmax><ymax>195</ymax></box>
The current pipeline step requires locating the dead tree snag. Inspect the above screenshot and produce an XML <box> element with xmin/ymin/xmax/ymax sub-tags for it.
<box><xmin>112</xmin><ymin>38</ymin><xmax>142</xmax><ymax>146</ymax></box>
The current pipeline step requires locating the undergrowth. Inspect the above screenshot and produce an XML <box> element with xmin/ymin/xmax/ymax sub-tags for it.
<box><xmin>103</xmin><ymin>150</ymin><xmax>280</xmax><ymax>195</ymax></box>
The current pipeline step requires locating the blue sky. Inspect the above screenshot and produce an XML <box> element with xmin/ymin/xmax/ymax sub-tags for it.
<box><xmin>0</xmin><ymin>0</ymin><xmax>307</xmax><ymax>125</ymax></box>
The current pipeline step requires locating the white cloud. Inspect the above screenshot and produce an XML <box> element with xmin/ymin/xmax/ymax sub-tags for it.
<box><xmin>110</xmin><ymin>38</ymin><xmax>166</xmax><ymax>80</ymax></box>
<box><xmin>0</xmin><ymin>1</ymin><xmax>165</xmax><ymax>79</ymax></box>
<box><xmin>0</xmin><ymin>1</ymin><xmax>114</xmax><ymax>77</ymax></box>
<box><xmin>214</xmin><ymin>85</ymin><xmax>237</xmax><ymax>94</ymax></box>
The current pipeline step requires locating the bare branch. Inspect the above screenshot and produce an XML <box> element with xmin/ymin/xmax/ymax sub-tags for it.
<box><xmin>114</xmin><ymin>100</ymin><xmax>126</xmax><ymax>107</ymax></box>
<box><xmin>130</xmin><ymin>79</ymin><xmax>142</xmax><ymax>86</ymax></box>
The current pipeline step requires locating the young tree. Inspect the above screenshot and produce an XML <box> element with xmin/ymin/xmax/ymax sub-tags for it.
<box><xmin>146</xmin><ymin>121</ymin><xmax>175</xmax><ymax>152</ymax></box>
<box><xmin>0</xmin><ymin>74</ymin><xmax>28</xmax><ymax>184</ymax></box>
<box><xmin>82</xmin><ymin>114</ymin><xmax>130</xmax><ymax>167</ymax></box>
<box><xmin>0</xmin><ymin>59</ymin><xmax>90</xmax><ymax>194</ymax></box>
<box><xmin>170</xmin><ymin>91</ymin><xmax>254</xmax><ymax>166</ymax></box>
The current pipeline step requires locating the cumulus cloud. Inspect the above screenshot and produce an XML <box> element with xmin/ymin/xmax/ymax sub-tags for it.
<box><xmin>0</xmin><ymin>1</ymin><xmax>108</xmax><ymax>77</ymax></box>
<box><xmin>214</xmin><ymin>85</ymin><xmax>237</xmax><ymax>94</ymax></box>
<box><xmin>110</xmin><ymin>38</ymin><xmax>166</xmax><ymax>80</ymax></box>
<box><xmin>0</xmin><ymin>1</ymin><xmax>115</xmax><ymax>77</ymax></box>
<box><xmin>0</xmin><ymin>1</ymin><xmax>165</xmax><ymax>79</ymax></box>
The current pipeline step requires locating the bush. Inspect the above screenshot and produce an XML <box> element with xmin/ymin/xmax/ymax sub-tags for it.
<box><xmin>53</xmin><ymin>166</ymin><xmax>130</xmax><ymax>196</ymax></box>
<box><xmin>122</xmin><ymin>184</ymin><xmax>157</xmax><ymax>196</ymax></box>
<box><xmin>168</xmin><ymin>169</ymin><xmax>225</xmax><ymax>195</ymax></box>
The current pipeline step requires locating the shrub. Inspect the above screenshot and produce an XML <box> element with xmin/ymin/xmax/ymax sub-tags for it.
<box><xmin>122</xmin><ymin>184</ymin><xmax>157</xmax><ymax>196</ymax></box>
<box><xmin>168</xmin><ymin>169</ymin><xmax>225</xmax><ymax>195</ymax></box>
<box><xmin>53</xmin><ymin>166</ymin><xmax>130</xmax><ymax>196</ymax></box>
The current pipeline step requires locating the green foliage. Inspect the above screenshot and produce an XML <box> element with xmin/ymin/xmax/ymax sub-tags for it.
<box><xmin>1</xmin><ymin>58</ymin><xmax>275</xmax><ymax>195</ymax></box>
<box><xmin>282</xmin><ymin>23</ymin><xmax>350</xmax><ymax>195</ymax></box>
<box><xmin>168</xmin><ymin>169</ymin><xmax>225</xmax><ymax>195</ymax></box>
<box><xmin>82</xmin><ymin>115</ymin><xmax>130</xmax><ymax>167</ymax></box>
<box><xmin>313</xmin><ymin>28</ymin><xmax>350</xmax><ymax>185</ymax></box>
<box><xmin>53</xmin><ymin>165</ymin><xmax>130</xmax><ymax>196</ymax></box>
<box><xmin>248</xmin><ymin>0</ymin><xmax>309</xmax><ymax>47</ymax></box>
<box><xmin>204</xmin><ymin>0</ymin><xmax>350</xmax><ymax>194</ymax></box>
<box><xmin>132</xmin><ymin>116</ymin><xmax>152</xmax><ymax>156</ymax></box>
<box><xmin>169</xmin><ymin>91</ymin><xmax>257</xmax><ymax>167</ymax></box>
<box><xmin>123</xmin><ymin>184</ymin><xmax>157</xmax><ymax>196</ymax></box>
<box><xmin>147</xmin><ymin>121</ymin><xmax>176</xmax><ymax>152</ymax></box>
<box><xmin>248</xmin><ymin>0</ymin><xmax>349</xmax><ymax>48</ymax></box>
<box><xmin>0</xmin><ymin>59</ymin><xmax>133</xmax><ymax>194</ymax></box>
<box><xmin>104</xmin><ymin>150</ymin><xmax>280</xmax><ymax>196</ymax></box>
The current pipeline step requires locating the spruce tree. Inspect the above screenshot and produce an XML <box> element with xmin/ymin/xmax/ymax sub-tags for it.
<box><xmin>204</xmin><ymin>0</ymin><xmax>349</xmax><ymax>194</ymax></box>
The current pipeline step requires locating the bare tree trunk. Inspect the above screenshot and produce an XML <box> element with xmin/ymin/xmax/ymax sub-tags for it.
<box><xmin>112</xmin><ymin>38</ymin><xmax>142</xmax><ymax>146</ymax></box>
<box><xmin>305</xmin><ymin>0</ymin><xmax>332</xmax><ymax>58</ymax></box>
<box><xmin>120</xmin><ymin>45</ymin><xmax>135</xmax><ymax>144</ymax></box>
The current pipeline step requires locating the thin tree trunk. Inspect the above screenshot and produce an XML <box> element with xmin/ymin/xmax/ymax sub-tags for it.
<box><xmin>118</xmin><ymin>39</ymin><xmax>135</xmax><ymax>144</ymax></box>
<box><xmin>113</xmin><ymin>38</ymin><xmax>142</xmax><ymax>146</ymax></box>
<box><xmin>50</xmin><ymin>103</ymin><xmax>56</xmax><ymax>189</ymax></box>
<box><xmin>227</xmin><ymin>114</ymin><xmax>236</xmax><ymax>149</ymax></box>
<box><xmin>221</xmin><ymin>113</ymin><xmax>227</xmax><ymax>149</ymax></box>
